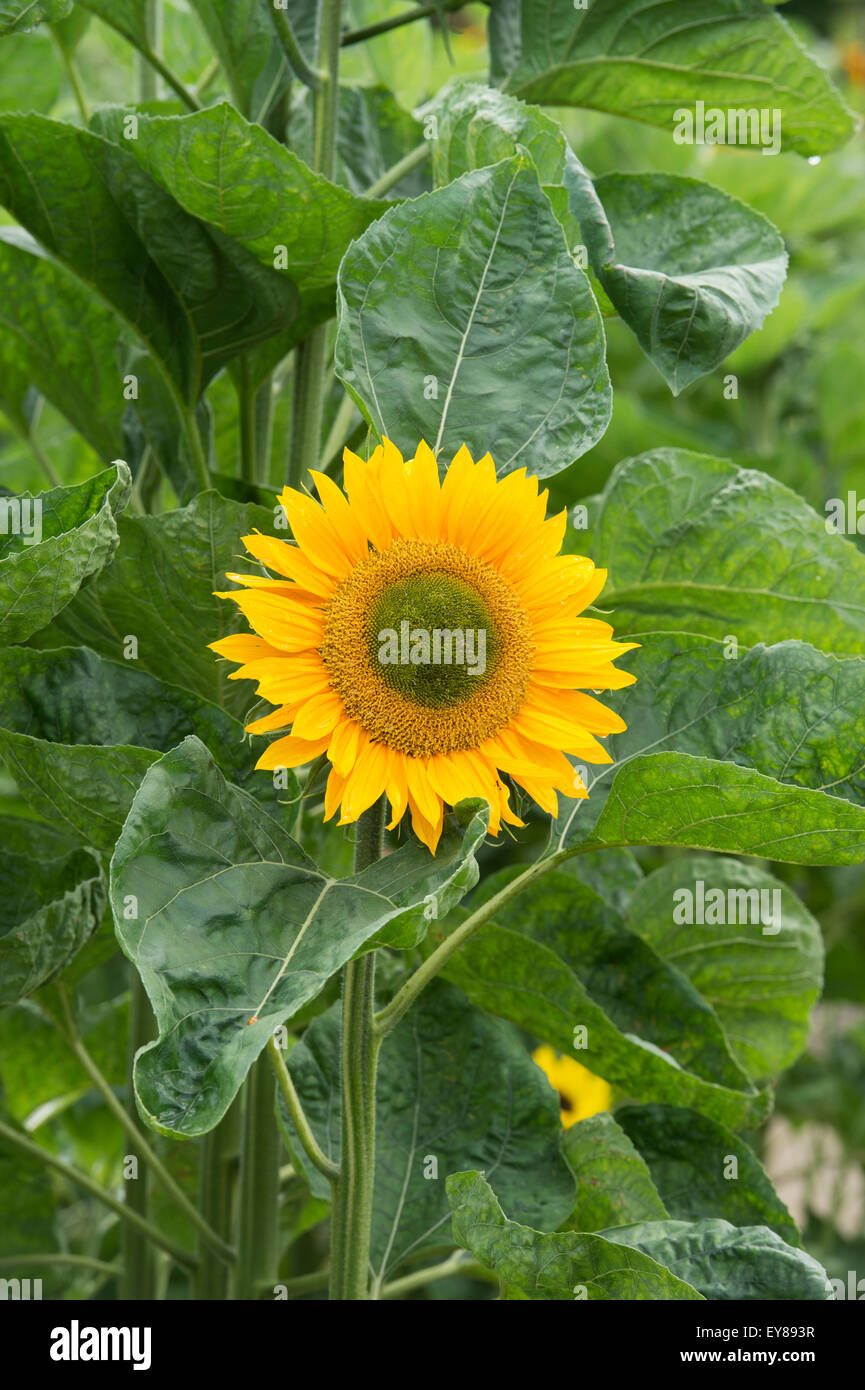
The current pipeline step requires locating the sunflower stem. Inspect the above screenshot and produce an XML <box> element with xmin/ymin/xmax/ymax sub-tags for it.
<box><xmin>328</xmin><ymin>795</ymin><xmax>386</xmax><ymax>1301</ymax></box>
<box><xmin>121</xmin><ymin>967</ymin><xmax>156</xmax><ymax>1300</ymax></box>
<box><xmin>235</xmin><ymin>1053</ymin><xmax>281</xmax><ymax>1300</ymax></box>
<box><xmin>286</xmin><ymin>0</ymin><xmax>343</xmax><ymax>488</ymax></box>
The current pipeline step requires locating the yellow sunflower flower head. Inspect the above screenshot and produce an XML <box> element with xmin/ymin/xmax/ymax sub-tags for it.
<box><xmin>210</xmin><ymin>440</ymin><xmax>638</xmax><ymax>854</ymax></box>
<box><xmin>532</xmin><ymin>1045</ymin><xmax>613</xmax><ymax>1128</ymax></box>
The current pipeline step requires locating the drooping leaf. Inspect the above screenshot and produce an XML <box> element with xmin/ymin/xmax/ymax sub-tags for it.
<box><xmin>0</xmin><ymin>0</ymin><xmax>71</xmax><ymax>37</ymax></box>
<box><xmin>559</xmin><ymin>1112</ymin><xmax>669</xmax><ymax>1232</ymax></box>
<box><xmin>35</xmin><ymin>490</ymin><xmax>275</xmax><ymax>721</ymax></box>
<box><xmin>587</xmin><ymin>174</ymin><xmax>787</xmax><ymax>394</ymax></box>
<box><xmin>335</xmin><ymin>156</ymin><xmax>611</xmax><ymax>477</ymax></box>
<box><xmin>618</xmin><ymin>1103</ymin><xmax>800</xmax><ymax>1245</ymax></box>
<box><xmin>0</xmin><ymin>462</ymin><xmax>129</xmax><ymax>646</ymax></box>
<box><xmin>0</xmin><ymin>230</ymin><xmax>128</xmax><ymax>458</ymax></box>
<box><xmin>433</xmin><ymin>83</ymin><xmax>787</xmax><ymax>391</ymax></box>
<box><xmin>0</xmin><ymin>645</ymin><xmax>271</xmax><ymax>849</ymax></box>
<box><xmin>433</xmin><ymin>869</ymin><xmax>769</xmax><ymax>1128</ymax></box>
<box><xmin>448</xmin><ymin>1171</ymin><xmax>702</xmax><ymax>1300</ymax></box>
<box><xmin>110</xmin><ymin>738</ymin><xmax>488</xmax><ymax>1138</ymax></box>
<box><xmin>490</xmin><ymin>0</ymin><xmax>857</xmax><ymax>157</ymax></box>
<box><xmin>282</xmin><ymin>981</ymin><xmax>577</xmax><ymax>1284</ymax></box>
<box><xmin>0</xmin><ymin>843</ymin><xmax>104</xmax><ymax>1005</ymax></box>
<box><xmin>625</xmin><ymin>856</ymin><xmax>822</xmax><ymax>1082</ymax></box>
<box><xmin>603</xmin><ymin>1218</ymin><xmax>830</xmax><ymax>1301</ymax></box>
<box><xmin>579</xmin><ymin>449</ymin><xmax>865</xmax><ymax>652</ymax></box>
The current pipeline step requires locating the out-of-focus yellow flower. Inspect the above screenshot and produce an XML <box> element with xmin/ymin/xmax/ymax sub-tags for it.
<box><xmin>532</xmin><ymin>1045</ymin><xmax>613</xmax><ymax>1128</ymax></box>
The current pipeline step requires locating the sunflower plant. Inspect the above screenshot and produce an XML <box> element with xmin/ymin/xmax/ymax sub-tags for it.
<box><xmin>0</xmin><ymin>0</ymin><xmax>863</xmax><ymax>1307</ymax></box>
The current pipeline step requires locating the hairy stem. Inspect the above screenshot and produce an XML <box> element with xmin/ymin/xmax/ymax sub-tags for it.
<box><xmin>328</xmin><ymin>795</ymin><xmax>386</xmax><ymax>1301</ymax></box>
<box><xmin>268</xmin><ymin>1037</ymin><xmax>339</xmax><ymax>1182</ymax></box>
<box><xmin>235</xmin><ymin>1054</ymin><xmax>282</xmax><ymax>1300</ymax></box>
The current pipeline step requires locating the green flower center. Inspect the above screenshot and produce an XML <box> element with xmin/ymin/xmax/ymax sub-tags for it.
<box><xmin>366</xmin><ymin>573</ymin><xmax>500</xmax><ymax>708</ymax></box>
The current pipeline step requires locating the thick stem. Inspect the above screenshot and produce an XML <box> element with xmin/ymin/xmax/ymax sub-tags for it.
<box><xmin>328</xmin><ymin>796</ymin><xmax>386</xmax><ymax>1301</ymax></box>
<box><xmin>286</xmin><ymin>0</ymin><xmax>343</xmax><ymax>488</ymax></box>
<box><xmin>235</xmin><ymin>1055</ymin><xmax>282</xmax><ymax>1300</ymax></box>
<box><xmin>195</xmin><ymin>1099</ymin><xmax>242</xmax><ymax>1298</ymax></box>
<box><xmin>121</xmin><ymin>968</ymin><xmax>156</xmax><ymax>1300</ymax></box>
<box><xmin>137</xmin><ymin>0</ymin><xmax>161</xmax><ymax>102</ymax></box>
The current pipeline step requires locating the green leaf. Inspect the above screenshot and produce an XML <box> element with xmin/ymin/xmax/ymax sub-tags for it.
<box><xmin>555</xmin><ymin>630</ymin><xmax>865</xmax><ymax>860</ymax></box>
<box><xmin>588</xmin><ymin>174</ymin><xmax>787</xmax><ymax>394</ymax></box>
<box><xmin>0</xmin><ymin>230</ymin><xmax>128</xmax><ymax>458</ymax></box>
<box><xmin>625</xmin><ymin>856</ymin><xmax>822</xmax><ymax>1082</ymax></box>
<box><xmin>0</xmin><ymin>645</ymin><xmax>268</xmax><ymax>850</ymax></box>
<box><xmin>283</xmin><ymin>981</ymin><xmax>577</xmax><ymax>1283</ymax></box>
<box><xmin>188</xmin><ymin>0</ymin><xmax>289</xmax><ymax>124</ymax></box>
<box><xmin>579</xmin><ymin>751</ymin><xmax>865</xmax><ymax>864</ymax></box>
<box><xmin>335</xmin><ymin>156</ymin><xmax>611</xmax><ymax>477</ymax></box>
<box><xmin>618</xmin><ymin>1104</ymin><xmax>800</xmax><ymax>1245</ymax></box>
<box><xmin>0</xmin><ymin>1140</ymin><xmax>58</xmax><ymax>1262</ymax></box>
<box><xmin>76</xmin><ymin>0</ymin><xmax>149</xmax><ymax>51</ymax></box>
<box><xmin>559</xmin><ymin>1112</ymin><xmax>669</xmax><ymax>1232</ymax></box>
<box><xmin>603</xmin><ymin>1219</ymin><xmax>830</xmax><ymax>1301</ymax></box>
<box><xmin>582</xmin><ymin>449</ymin><xmax>865</xmax><ymax>653</ymax></box>
<box><xmin>0</xmin><ymin>463</ymin><xmax>130</xmax><ymax>646</ymax></box>
<box><xmin>491</xmin><ymin>0</ymin><xmax>858</xmax><ymax>156</ymax></box>
<box><xmin>97</xmin><ymin>103</ymin><xmax>390</xmax><ymax>361</ymax></box>
<box><xmin>447</xmin><ymin>1171</ymin><xmax>702</xmax><ymax>1300</ymax></box>
<box><xmin>0</xmin><ymin>843</ymin><xmax>104</xmax><ymax>1005</ymax></box>
<box><xmin>435</xmin><ymin>869</ymin><xmax>769</xmax><ymax>1128</ymax></box>
<box><xmin>36</xmin><ymin>490</ymin><xmax>275</xmax><ymax>721</ymax></box>
<box><xmin>0</xmin><ymin>0</ymin><xmax>70</xmax><ymax>36</ymax></box>
<box><xmin>110</xmin><ymin>738</ymin><xmax>488</xmax><ymax>1138</ymax></box>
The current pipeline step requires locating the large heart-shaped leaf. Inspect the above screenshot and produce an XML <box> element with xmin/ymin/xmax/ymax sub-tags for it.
<box><xmin>434</xmin><ymin>869</ymin><xmax>769</xmax><ymax>1128</ymax></box>
<box><xmin>579</xmin><ymin>449</ymin><xmax>865</xmax><ymax>652</ymax></box>
<box><xmin>335</xmin><ymin>156</ymin><xmax>611</xmax><ymax>476</ymax></box>
<box><xmin>625</xmin><ymin>856</ymin><xmax>823</xmax><ymax>1082</ymax></box>
<box><xmin>554</xmin><ymin>631</ymin><xmax>865</xmax><ymax>857</ymax></box>
<box><xmin>490</xmin><ymin>0</ymin><xmax>857</xmax><ymax>157</ymax></box>
<box><xmin>448</xmin><ymin>1171</ymin><xmax>702</xmax><ymax>1300</ymax></box>
<box><xmin>110</xmin><ymin>738</ymin><xmax>488</xmax><ymax>1138</ymax></box>
<box><xmin>618</xmin><ymin>1104</ymin><xmax>800</xmax><ymax>1245</ymax></box>
<box><xmin>0</xmin><ymin>645</ymin><xmax>271</xmax><ymax>849</ymax></box>
<box><xmin>0</xmin><ymin>463</ymin><xmax>129</xmax><ymax>646</ymax></box>
<box><xmin>282</xmin><ymin>981</ymin><xmax>577</xmax><ymax>1287</ymax></box>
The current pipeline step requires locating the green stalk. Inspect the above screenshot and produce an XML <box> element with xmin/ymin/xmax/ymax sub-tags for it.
<box><xmin>121</xmin><ymin>968</ymin><xmax>155</xmax><ymax>1300</ymax></box>
<box><xmin>341</xmin><ymin>0</ymin><xmax>465</xmax><ymax>47</ymax></box>
<box><xmin>363</xmin><ymin>141</ymin><xmax>430</xmax><ymax>198</ymax></box>
<box><xmin>328</xmin><ymin>796</ymin><xmax>386</xmax><ymax>1301</ymax></box>
<box><xmin>195</xmin><ymin>1100</ymin><xmax>242</xmax><ymax>1298</ymax></box>
<box><xmin>254</xmin><ymin>376</ymin><xmax>276</xmax><ymax>485</ymax></box>
<box><xmin>235</xmin><ymin>1055</ymin><xmax>282</xmax><ymax>1300</ymax></box>
<box><xmin>286</xmin><ymin>0</ymin><xmax>343</xmax><ymax>488</ymax></box>
<box><xmin>137</xmin><ymin>0</ymin><xmax>161</xmax><ymax>102</ymax></box>
<box><xmin>238</xmin><ymin>357</ymin><xmax>257</xmax><ymax>485</ymax></box>
<box><xmin>0</xmin><ymin>1254</ymin><xmax>120</xmax><ymax>1279</ymax></box>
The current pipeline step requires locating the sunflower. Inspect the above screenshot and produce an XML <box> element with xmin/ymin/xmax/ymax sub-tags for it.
<box><xmin>210</xmin><ymin>439</ymin><xmax>637</xmax><ymax>854</ymax></box>
<box><xmin>532</xmin><ymin>1046</ymin><xmax>613</xmax><ymax>1128</ymax></box>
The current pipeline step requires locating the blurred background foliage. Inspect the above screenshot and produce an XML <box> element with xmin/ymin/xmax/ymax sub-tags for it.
<box><xmin>0</xmin><ymin>0</ymin><xmax>863</xmax><ymax>1298</ymax></box>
